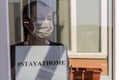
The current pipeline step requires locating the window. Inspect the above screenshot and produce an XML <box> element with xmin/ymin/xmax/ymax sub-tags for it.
<box><xmin>7</xmin><ymin>0</ymin><xmax>113</xmax><ymax>79</ymax></box>
<box><xmin>9</xmin><ymin>0</ymin><xmax>57</xmax><ymax>44</ymax></box>
<box><xmin>8</xmin><ymin>0</ymin><xmax>112</xmax><ymax>58</ymax></box>
<box><xmin>57</xmin><ymin>0</ymin><xmax>111</xmax><ymax>58</ymax></box>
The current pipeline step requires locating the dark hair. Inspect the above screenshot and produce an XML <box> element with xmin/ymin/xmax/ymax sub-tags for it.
<box><xmin>22</xmin><ymin>1</ymin><xmax>49</xmax><ymax>41</ymax></box>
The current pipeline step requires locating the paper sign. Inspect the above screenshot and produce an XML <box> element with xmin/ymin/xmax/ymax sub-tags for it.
<box><xmin>15</xmin><ymin>46</ymin><xmax>69</xmax><ymax>80</ymax></box>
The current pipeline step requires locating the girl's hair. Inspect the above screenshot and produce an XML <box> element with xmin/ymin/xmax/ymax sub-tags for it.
<box><xmin>23</xmin><ymin>1</ymin><xmax>49</xmax><ymax>17</ymax></box>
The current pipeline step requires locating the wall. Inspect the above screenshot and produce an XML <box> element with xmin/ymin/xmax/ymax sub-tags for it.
<box><xmin>69</xmin><ymin>58</ymin><xmax>107</xmax><ymax>75</ymax></box>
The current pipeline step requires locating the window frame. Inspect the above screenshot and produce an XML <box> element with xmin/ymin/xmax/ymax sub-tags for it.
<box><xmin>69</xmin><ymin>0</ymin><xmax>108</xmax><ymax>58</ymax></box>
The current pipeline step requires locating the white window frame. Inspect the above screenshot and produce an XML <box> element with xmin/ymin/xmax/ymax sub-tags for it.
<box><xmin>69</xmin><ymin>0</ymin><xmax>108</xmax><ymax>58</ymax></box>
<box><xmin>0</xmin><ymin>0</ymin><xmax>11</xmax><ymax>80</ymax></box>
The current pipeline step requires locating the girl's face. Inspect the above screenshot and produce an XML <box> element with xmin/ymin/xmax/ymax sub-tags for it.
<box><xmin>23</xmin><ymin>4</ymin><xmax>54</xmax><ymax>33</ymax></box>
<box><xmin>25</xmin><ymin>4</ymin><xmax>54</xmax><ymax>38</ymax></box>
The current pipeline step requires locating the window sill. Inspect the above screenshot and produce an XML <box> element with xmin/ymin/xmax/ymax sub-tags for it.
<box><xmin>68</xmin><ymin>54</ymin><xmax>107</xmax><ymax>59</ymax></box>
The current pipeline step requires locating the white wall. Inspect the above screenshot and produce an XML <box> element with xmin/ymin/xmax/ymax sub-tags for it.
<box><xmin>116</xmin><ymin>0</ymin><xmax>120</xmax><ymax>80</ymax></box>
<box><xmin>0</xmin><ymin>0</ymin><xmax>11</xmax><ymax>80</ymax></box>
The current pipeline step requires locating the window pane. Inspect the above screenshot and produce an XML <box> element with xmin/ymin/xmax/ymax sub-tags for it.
<box><xmin>9</xmin><ymin>1</ymin><xmax>22</xmax><ymax>45</ymax></box>
<box><xmin>77</xmin><ymin>0</ymin><xmax>101</xmax><ymax>52</ymax></box>
<box><xmin>57</xmin><ymin>0</ymin><xmax>71</xmax><ymax>49</ymax></box>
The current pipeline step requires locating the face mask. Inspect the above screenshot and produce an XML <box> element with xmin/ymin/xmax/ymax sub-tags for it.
<box><xmin>32</xmin><ymin>19</ymin><xmax>54</xmax><ymax>38</ymax></box>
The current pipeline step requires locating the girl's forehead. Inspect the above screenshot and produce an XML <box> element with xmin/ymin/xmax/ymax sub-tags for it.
<box><xmin>32</xmin><ymin>5</ymin><xmax>53</xmax><ymax>17</ymax></box>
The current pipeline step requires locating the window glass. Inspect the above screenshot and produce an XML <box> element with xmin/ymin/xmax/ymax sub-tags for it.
<box><xmin>76</xmin><ymin>0</ymin><xmax>101</xmax><ymax>52</ymax></box>
<box><xmin>57</xmin><ymin>0</ymin><xmax>71</xmax><ymax>49</ymax></box>
<box><xmin>9</xmin><ymin>0</ymin><xmax>57</xmax><ymax>45</ymax></box>
<box><xmin>9</xmin><ymin>1</ymin><xmax>22</xmax><ymax>45</ymax></box>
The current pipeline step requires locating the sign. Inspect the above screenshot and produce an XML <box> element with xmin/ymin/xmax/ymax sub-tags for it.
<box><xmin>15</xmin><ymin>46</ymin><xmax>69</xmax><ymax>80</ymax></box>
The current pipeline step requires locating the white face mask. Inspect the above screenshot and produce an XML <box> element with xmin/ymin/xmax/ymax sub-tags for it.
<box><xmin>32</xmin><ymin>19</ymin><xmax>54</xmax><ymax>38</ymax></box>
